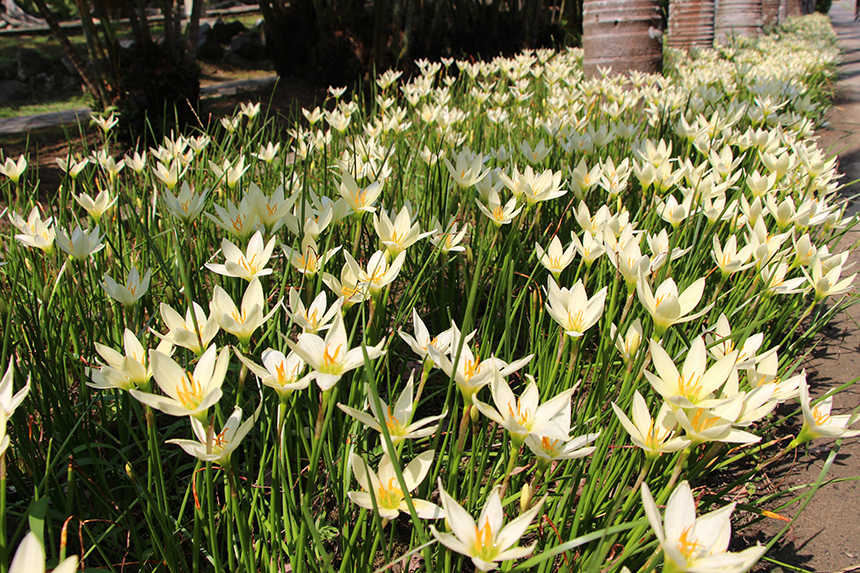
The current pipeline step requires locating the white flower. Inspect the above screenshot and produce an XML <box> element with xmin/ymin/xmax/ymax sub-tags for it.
<box><xmin>205</xmin><ymin>231</ymin><xmax>277</xmax><ymax>282</ymax></box>
<box><xmin>642</xmin><ymin>481</ymin><xmax>766</xmax><ymax>573</ymax></box>
<box><xmin>9</xmin><ymin>532</ymin><xmax>78</xmax><ymax>573</ymax></box>
<box><xmin>0</xmin><ymin>155</ymin><xmax>27</xmax><ymax>183</ymax></box>
<box><xmin>431</xmin><ymin>481</ymin><xmax>545</xmax><ymax>572</ymax></box>
<box><xmin>235</xmin><ymin>348</ymin><xmax>310</xmax><ymax>400</ymax></box>
<box><xmin>535</xmin><ymin>235</ymin><xmax>577</xmax><ymax>278</ymax></box>
<box><xmin>101</xmin><ymin>266</ymin><xmax>152</xmax><ymax>307</ymax></box>
<box><xmin>168</xmin><ymin>405</ymin><xmax>259</xmax><ymax>466</ymax></box>
<box><xmin>795</xmin><ymin>377</ymin><xmax>860</xmax><ymax>444</ymax></box>
<box><xmin>287</xmin><ymin>313</ymin><xmax>385</xmax><ymax>392</ymax></box>
<box><xmin>160</xmin><ymin>302</ymin><xmax>220</xmax><ymax>355</ymax></box>
<box><xmin>56</xmin><ymin>225</ymin><xmax>105</xmax><ymax>261</ymax></box>
<box><xmin>349</xmin><ymin>451</ymin><xmax>443</xmax><ymax>520</ymax></box>
<box><xmin>612</xmin><ymin>391</ymin><xmax>690</xmax><ymax>456</ymax></box>
<box><xmin>210</xmin><ymin>278</ymin><xmax>279</xmax><ymax>347</ymax></box>
<box><xmin>545</xmin><ymin>277</ymin><xmax>607</xmax><ymax>338</ymax></box>
<box><xmin>338</xmin><ymin>374</ymin><xmax>446</xmax><ymax>445</ymax></box>
<box><xmin>646</xmin><ymin>337</ymin><xmax>738</xmax><ymax>409</ymax></box>
<box><xmin>163</xmin><ymin>182</ymin><xmax>208</xmax><ymax>224</ymax></box>
<box><xmin>637</xmin><ymin>271</ymin><xmax>708</xmax><ymax>336</ymax></box>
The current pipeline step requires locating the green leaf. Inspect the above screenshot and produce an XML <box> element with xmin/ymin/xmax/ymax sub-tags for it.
<box><xmin>27</xmin><ymin>497</ymin><xmax>50</xmax><ymax>546</ymax></box>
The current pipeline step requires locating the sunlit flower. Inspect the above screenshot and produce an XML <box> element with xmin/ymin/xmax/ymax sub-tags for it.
<box><xmin>338</xmin><ymin>374</ymin><xmax>446</xmax><ymax>445</ymax></box>
<box><xmin>795</xmin><ymin>377</ymin><xmax>860</xmax><ymax>444</ymax></box>
<box><xmin>349</xmin><ymin>451</ymin><xmax>443</xmax><ymax>520</ymax></box>
<box><xmin>57</xmin><ymin>155</ymin><xmax>89</xmax><ymax>178</ymax></box>
<box><xmin>473</xmin><ymin>372</ymin><xmax>572</xmax><ymax>445</ymax></box>
<box><xmin>344</xmin><ymin>250</ymin><xmax>407</xmax><ymax>296</ymax></box>
<box><xmin>636</xmin><ymin>272</ymin><xmax>708</xmax><ymax>336</ymax></box>
<box><xmin>535</xmin><ymin>235</ymin><xmax>576</xmax><ymax>279</ymax></box>
<box><xmin>646</xmin><ymin>337</ymin><xmax>738</xmax><ymax>409</ymax></box>
<box><xmin>101</xmin><ymin>266</ymin><xmax>151</xmax><ymax>307</ymax></box>
<box><xmin>287</xmin><ymin>288</ymin><xmax>342</xmax><ymax>334</ymax></box>
<box><xmin>641</xmin><ymin>481</ymin><xmax>767</xmax><ymax>573</ymax></box>
<box><xmin>673</xmin><ymin>393</ymin><xmax>760</xmax><ymax>444</ymax></box>
<box><xmin>12</xmin><ymin>207</ymin><xmax>55</xmax><ymax>253</ymax></box>
<box><xmin>476</xmin><ymin>189</ymin><xmax>523</xmax><ymax>226</ymax></box>
<box><xmin>130</xmin><ymin>344</ymin><xmax>229</xmax><ymax>419</ymax></box>
<box><xmin>206</xmin><ymin>197</ymin><xmax>261</xmax><ymax>240</ymax></box>
<box><xmin>209</xmin><ymin>156</ymin><xmax>248</xmax><ymax>188</ymax></box>
<box><xmin>322</xmin><ymin>264</ymin><xmax>366</xmax><ymax>307</ymax></box>
<box><xmin>206</xmin><ymin>231</ymin><xmax>277</xmax><ymax>281</ymax></box>
<box><xmin>805</xmin><ymin>255</ymin><xmax>856</xmax><ymax>301</ymax></box>
<box><xmin>545</xmin><ymin>277</ymin><xmax>607</xmax><ymax>338</ymax></box>
<box><xmin>89</xmin><ymin>329</ymin><xmax>173</xmax><ymax>391</ymax></box>
<box><xmin>283</xmin><ymin>236</ymin><xmax>342</xmax><ymax>277</ymax></box>
<box><xmin>160</xmin><ymin>302</ymin><xmax>220</xmax><ymax>355</ymax></box>
<box><xmin>397</xmin><ymin>308</ymin><xmax>467</xmax><ymax>362</ymax></box>
<box><xmin>92</xmin><ymin>111</ymin><xmax>119</xmax><ymax>133</ymax></box>
<box><xmin>429</xmin><ymin>218</ymin><xmax>469</xmax><ymax>255</ymax></box>
<box><xmin>612</xmin><ymin>391</ymin><xmax>690</xmax><ymax>457</ymax></box>
<box><xmin>373</xmin><ymin>202</ymin><xmax>433</xmax><ymax>257</ymax></box>
<box><xmin>431</xmin><ymin>480</ymin><xmax>545</xmax><ymax>572</ymax></box>
<box><xmin>0</xmin><ymin>359</ymin><xmax>30</xmax><ymax>420</ymax></box>
<box><xmin>712</xmin><ymin>235</ymin><xmax>755</xmax><ymax>277</ymax></box>
<box><xmin>609</xmin><ymin>319</ymin><xmax>644</xmax><ymax>364</ymax></box>
<box><xmin>210</xmin><ymin>278</ymin><xmax>279</xmax><ymax>347</ymax></box>
<box><xmin>444</xmin><ymin>148</ymin><xmax>490</xmax><ymax>188</ymax></box>
<box><xmin>287</xmin><ymin>313</ymin><xmax>385</xmax><ymax>391</ymax></box>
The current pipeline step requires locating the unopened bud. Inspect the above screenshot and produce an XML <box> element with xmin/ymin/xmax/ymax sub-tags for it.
<box><xmin>470</xmin><ymin>403</ymin><xmax>480</xmax><ymax>424</ymax></box>
<box><xmin>165</xmin><ymin>286</ymin><xmax>175</xmax><ymax>305</ymax></box>
<box><xmin>41</xmin><ymin>284</ymin><xmax>51</xmax><ymax>304</ymax></box>
<box><xmin>520</xmin><ymin>482</ymin><xmax>532</xmax><ymax>513</ymax></box>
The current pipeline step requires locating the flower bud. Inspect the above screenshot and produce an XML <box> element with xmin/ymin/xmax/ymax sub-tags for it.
<box><xmin>520</xmin><ymin>482</ymin><xmax>532</xmax><ymax>513</ymax></box>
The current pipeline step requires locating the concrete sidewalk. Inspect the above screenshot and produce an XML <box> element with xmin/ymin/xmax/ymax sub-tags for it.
<box><xmin>0</xmin><ymin>74</ymin><xmax>277</xmax><ymax>137</ymax></box>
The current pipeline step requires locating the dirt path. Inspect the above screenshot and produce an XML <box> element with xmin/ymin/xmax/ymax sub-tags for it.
<box><xmin>753</xmin><ymin>3</ymin><xmax>860</xmax><ymax>571</ymax></box>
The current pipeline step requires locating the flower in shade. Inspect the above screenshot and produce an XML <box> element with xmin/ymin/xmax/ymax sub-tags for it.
<box><xmin>130</xmin><ymin>344</ymin><xmax>228</xmax><ymax>420</ymax></box>
<box><xmin>167</xmin><ymin>405</ymin><xmax>259</xmax><ymax>467</ymax></box>
<box><xmin>56</xmin><ymin>225</ymin><xmax>105</xmax><ymax>261</ymax></box>
<box><xmin>348</xmin><ymin>451</ymin><xmax>443</xmax><ymax>521</ymax></box>
<box><xmin>0</xmin><ymin>155</ymin><xmax>27</xmax><ymax>183</ymax></box>
<box><xmin>641</xmin><ymin>480</ymin><xmax>767</xmax><ymax>573</ymax></box>
<box><xmin>101</xmin><ymin>266</ymin><xmax>151</xmax><ymax>307</ymax></box>
<box><xmin>431</xmin><ymin>480</ymin><xmax>545</xmax><ymax>572</ymax></box>
<box><xmin>9</xmin><ymin>532</ymin><xmax>78</xmax><ymax>573</ymax></box>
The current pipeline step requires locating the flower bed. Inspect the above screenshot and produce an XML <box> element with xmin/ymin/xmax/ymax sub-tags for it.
<box><xmin>0</xmin><ymin>12</ymin><xmax>856</xmax><ymax>572</ymax></box>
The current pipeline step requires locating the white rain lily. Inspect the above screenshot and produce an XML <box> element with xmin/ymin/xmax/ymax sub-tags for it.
<box><xmin>646</xmin><ymin>337</ymin><xmax>738</xmax><ymax>409</ymax></box>
<box><xmin>0</xmin><ymin>359</ymin><xmax>30</xmax><ymax>419</ymax></box>
<box><xmin>206</xmin><ymin>197</ymin><xmax>261</xmax><ymax>240</ymax></box>
<box><xmin>57</xmin><ymin>155</ymin><xmax>89</xmax><ymax>178</ymax></box>
<box><xmin>397</xmin><ymin>308</ymin><xmax>470</xmax><ymax>362</ymax></box>
<box><xmin>795</xmin><ymin>377</ymin><xmax>860</xmax><ymax>444</ymax></box>
<box><xmin>373</xmin><ymin>202</ymin><xmax>433</xmax><ymax>256</ymax></box>
<box><xmin>130</xmin><ymin>345</ymin><xmax>229</xmax><ymax>419</ymax></box>
<box><xmin>642</xmin><ymin>481</ymin><xmax>767</xmax><ymax>573</ymax></box>
<box><xmin>56</xmin><ymin>225</ymin><xmax>105</xmax><ymax>261</ymax></box>
<box><xmin>476</xmin><ymin>189</ymin><xmax>523</xmax><ymax>226</ymax></box>
<box><xmin>535</xmin><ymin>235</ymin><xmax>577</xmax><ymax>278</ymax></box>
<box><xmin>673</xmin><ymin>393</ymin><xmax>760</xmax><ymax>444</ymax></box>
<box><xmin>160</xmin><ymin>302</ymin><xmax>220</xmax><ymax>355</ymax></box>
<box><xmin>805</xmin><ymin>256</ymin><xmax>856</xmax><ymax>301</ymax></box>
<box><xmin>12</xmin><ymin>207</ymin><xmax>55</xmax><ymax>253</ymax></box>
<box><xmin>287</xmin><ymin>288</ymin><xmax>342</xmax><ymax>334</ymax></box>
<box><xmin>570</xmin><ymin>230</ymin><xmax>605</xmax><ymax>267</ymax></box>
<box><xmin>349</xmin><ymin>451</ymin><xmax>443</xmax><ymax>521</ymax></box>
<box><xmin>429</xmin><ymin>218</ymin><xmax>469</xmax><ymax>255</ymax></box>
<box><xmin>163</xmin><ymin>182</ymin><xmax>208</xmax><ymax>224</ymax></box>
<box><xmin>283</xmin><ymin>236</ymin><xmax>342</xmax><ymax>277</ymax></box>
<box><xmin>209</xmin><ymin>156</ymin><xmax>249</xmax><ymax>188</ymax></box>
<box><xmin>89</xmin><ymin>329</ymin><xmax>173</xmax><ymax>391</ymax></box>
<box><xmin>168</xmin><ymin>405</ymin><xmax>259</xmax><ymax>467</ymax></box>
<box><xmin>610</xmin><ymin>319</ymin><xmax>644</xmax><ymax>364</ymax></box>
<box><xmin>287</xmin><ymin>313</ymin><xmax>385</xmax><ymax>392</ymax></box>
<box><xmin>745</xmin><ymin>352</ymin><xmax>802</xmax><ymax>403</ymax></box>
<box><xmin>637</xmin><ymin>271</ymin><xmax>708</xmax><ymax>336</ymax></box>
<box><xmin>612</xmin><ymin>391</ymin><xmax>690</xmax><ymax>457</ymax></box>
<box><xmin>206</xmin><ymin>231</ymin><xmax>277</xmax><ymax>281</ymax></box>
<box><xmin>0</xmin><ymin>155</ymin><xmax>27</xmax><ymax>183</ymax></box>
<box><xmin>210</xmin><ymin>278</ymin><xmax>280</xmax><ymax>347</ymax></box>
<box><xmin>431</xmin><ymin>481</ymin><xmax>545</xmax><ymax>572</ymax></box>
<box><xmin>322</xmin><ymin>264</ymin><xmax>367</xmax><ymax>307</ymax></box>
<box><xmin>75</xmin><ymin>189</ymin><xmax>117</xmax><ymax>222</ymax></box>
<box><xmin>339</xmin><ymin>170</ymin><xmax>383</xmax><ymax>214</ymax></box>
<box><xmin>712</xmin><ymin>235</ymin><xmax>755</xmax><ymax>277</ymax></box>
<box><xmin>344</xmin><ymin>250</ymin><xmax>407</xmax><ymax>296</ymax></box>
<box><xmin>9</xmin><ymin>532</ymin><xmax>78</xmax><ymax>573</ymax></box>
<box><xmin>473</xmin><ymin>372</ymin><xmax>573</xmax><ymax>445</ymax></box>
<box><xmin>235</xmin><ymin>348</ymin><xmax>310</xmax><ymax>400</ymax></box>
<box><xmin>444</xmin><ymin>148</ymin><xmax>490</xmax><ymax>188</ymax></box>
<box><xmin>101</xmin><ymin>266</ymin><xmax>151</xmax><ymax>307</ymax></box>
<box><xmin>338</xmin><ymin>374</ymin><xmax>446</xmax><ymax>445</ymax></box>
<box><xmin>247</xmin><ymin>183</ymin><xmax>297</xmax><ymax>234</ymax></box>
<box><xmin>545</xmin><ymin>277</ymin><xmax>607</xmax><ymax>338</ymax></box>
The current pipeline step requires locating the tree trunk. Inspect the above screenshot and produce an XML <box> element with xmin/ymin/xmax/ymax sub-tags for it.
<box><xmin>582</xmin><ymin>0</ymin><xmax>663</xmax><ymax>77</ymax></box>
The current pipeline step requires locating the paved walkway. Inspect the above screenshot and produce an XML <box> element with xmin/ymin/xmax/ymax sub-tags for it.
<box><xmin>0</xmin><ymin>74</ymin><xmax>277</xmax><ymax>136</ymax></box>
<box><xmin>755</xmin><ymin>3</ymin><xmax>860</xmax><ymax>572</ymax></box>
